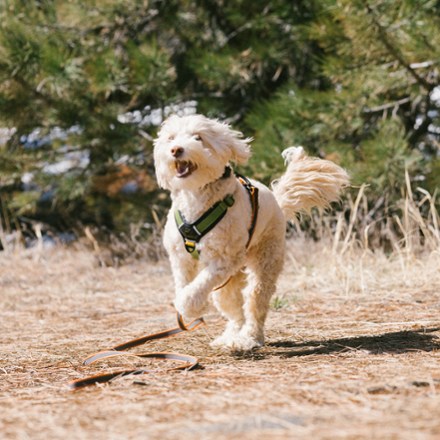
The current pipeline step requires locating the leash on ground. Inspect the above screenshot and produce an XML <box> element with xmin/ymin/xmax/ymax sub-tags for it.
<box><xmin>68</xmin><ymin>313</ymin><xmax>205</xmax><ymax>390</ymax></box>
<box><xmin>69</xmin><ymin>278</ymin><xmax>231</xmax><ymax>390</ymax></box>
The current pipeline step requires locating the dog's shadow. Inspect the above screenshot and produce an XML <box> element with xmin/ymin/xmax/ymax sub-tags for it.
<box><xmin>232</xmin><ymin>327</ymin><xmax>440</xmax><ymax>360</ymax></box>
<box><xmin>268</xmin><ymin>327</ymin><xmax>440</xmax><ymax>358</ymax></box>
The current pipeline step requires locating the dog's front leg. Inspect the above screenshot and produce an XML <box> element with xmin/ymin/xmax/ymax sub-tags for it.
<box><xmin>174</xmin><ymin>257</ymin><xmax>243</xmax><ymax>319</ymax></box>
<box><xmin>165</xmin><ymin>247</ymin><xmax>199</xmax><ymax>298</ymax></box>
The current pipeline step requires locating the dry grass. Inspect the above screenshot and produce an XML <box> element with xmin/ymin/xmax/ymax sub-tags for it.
<box><xmin>2</xmin><ymin>185</ymin><xmax>440</xmax><ymax>439</ymax></box>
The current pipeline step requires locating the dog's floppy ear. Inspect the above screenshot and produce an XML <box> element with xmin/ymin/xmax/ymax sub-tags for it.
<box><xmin>227</xmin><ymin>128</ymin><xmax>252</xmax><ymax>165</ymax></box>
<box><xmin>201</xmin><ymin>119</ymin><xmax>252</xmax><ymax>166</ymax></box>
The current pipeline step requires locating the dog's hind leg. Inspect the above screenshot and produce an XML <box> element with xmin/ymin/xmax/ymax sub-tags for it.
<box><xmin>231</xmin><ymin>232</ymin><xmax>285</xmax><ymax>351</ymax></box>
<box><xmin>211</xmin><ymin>271</ymin><xmax>247</xmax><ymax>348</ymax></box>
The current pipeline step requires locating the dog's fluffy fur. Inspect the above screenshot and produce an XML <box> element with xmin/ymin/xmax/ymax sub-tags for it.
<box><xmin>154</xmin><ymin>114</ymin><xmax>349</xmax><ymax>351</ymax></box>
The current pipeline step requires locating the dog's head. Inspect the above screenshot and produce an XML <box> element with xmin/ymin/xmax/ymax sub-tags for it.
<box><xmin>153</xmin><ymin>114</ymin><xmax>251</xmax><ymax>191</ymax></box>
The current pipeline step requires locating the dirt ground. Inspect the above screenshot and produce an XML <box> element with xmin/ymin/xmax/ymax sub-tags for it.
<box><xmin>1</xmin><ymin>242</ymin><xmax>440</xmax><ymax>440</ymax></box>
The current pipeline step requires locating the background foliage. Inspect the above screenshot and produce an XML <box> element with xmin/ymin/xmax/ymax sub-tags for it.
<box><xmin>0</xmin><ymin>0</ymin><xmax>439</xmax><ymax>245</ymax></box>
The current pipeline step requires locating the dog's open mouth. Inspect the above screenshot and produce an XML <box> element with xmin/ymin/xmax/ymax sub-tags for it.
<box><xmin>175</xmin><ymin>160</ymin><xmax>197</xmax><ymax>178</ymax></box>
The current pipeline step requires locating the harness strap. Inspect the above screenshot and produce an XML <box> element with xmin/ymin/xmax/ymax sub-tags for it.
<box><xmin>213</xmin><ymin>175</ymin><xmax>259</xmax><ymax>292</ymax></box>
<box><xmin>175</xmin><ymin>172</ymin><xmax>259</xmax><ymax>258</ymax></box>
<box><xmin>175</xmin><ymin>194</ymin><xmax>235</xmax><ymax>258</ymax></box>
<box><xmin>236</xmin><ymin>174</ymin><xmax>259</xmax><ymax>249</ymax></box>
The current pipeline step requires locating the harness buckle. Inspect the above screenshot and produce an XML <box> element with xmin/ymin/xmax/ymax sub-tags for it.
<box><xmin>184</xmin><ymin>239</ymin><xmax>198</xmax><ymax>254</ymax></box>
<box><xmin>179</xmin><ymin>223</ymin><xmax>201</xmax><ymax>241</ymax></box>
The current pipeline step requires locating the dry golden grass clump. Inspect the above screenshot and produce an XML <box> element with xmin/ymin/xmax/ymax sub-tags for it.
<box><xmin>1</xmin><ymin>181</ymin><xmax>440</xmax><ymax>439</ymax></box>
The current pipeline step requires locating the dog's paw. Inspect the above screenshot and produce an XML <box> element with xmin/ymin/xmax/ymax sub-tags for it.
<box><xmin>211</xmin><ymin>322</ymin><xmax>243</xmax><ymax>349</ymax></box>
<box><xmin>229</xmin><ymin>334</ymin><xmax>264</xmax><ymax>352</ymax></box>
<box><xmin>174</xmin><ymin>290</ymin><xmax>207</xmax><ymax>320</ymax></box>
<box><xmin>212</xmin><ymin>327</ymin><xmax>264</xmax><ymax>352</ymax></box>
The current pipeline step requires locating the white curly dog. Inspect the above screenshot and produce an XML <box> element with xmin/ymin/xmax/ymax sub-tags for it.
<box><xmin>154</xmin><ymin>114</ymin><xmax>349</xmax><ymax>351</ymax></box>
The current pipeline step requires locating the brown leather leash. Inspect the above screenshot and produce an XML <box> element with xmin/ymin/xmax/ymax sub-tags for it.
<box><xmin>68</xmin><ymin>313</ymin><xmax>205</xmax><ymax>390</ymax></box>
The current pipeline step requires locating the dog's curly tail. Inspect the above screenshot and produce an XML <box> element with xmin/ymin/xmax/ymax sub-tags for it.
<box><xmin>271</xmin><ymin>146</ymin><xmax>349</xmax><ymax>220</ymax></box>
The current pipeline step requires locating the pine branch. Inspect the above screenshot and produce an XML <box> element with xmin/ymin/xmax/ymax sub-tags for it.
<box><xmin>365</xmin><ymin>3</ymin><xmax>434</xmax><ymax>92</ymax></box>
<box><xmin>363</xmin><ymin>97</ymin><xmax>411</xmax><ymax>114</ymax></box>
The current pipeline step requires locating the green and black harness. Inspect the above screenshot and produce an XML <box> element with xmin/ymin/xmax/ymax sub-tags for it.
<box><xmin>174</xmin><ymin>171</ymin><xmax>259</xmax><ymax>259</ymax></box>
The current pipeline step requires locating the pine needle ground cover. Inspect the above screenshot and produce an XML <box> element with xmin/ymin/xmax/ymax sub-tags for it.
<box><xmin>1</xmin><ymin>240</ymin><xmax>440</xmax><ymax>439</ymax></box>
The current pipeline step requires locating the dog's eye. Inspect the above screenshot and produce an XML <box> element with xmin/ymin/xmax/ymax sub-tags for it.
<box><xmin>168</xmin><ymin>134</ymin><xmax>175</xmax><ymax>141</ymax></box>
<box><xmin>194</xmin><ymin>134</ymin><xmax>202</xmax><ymax>142</ymax></box>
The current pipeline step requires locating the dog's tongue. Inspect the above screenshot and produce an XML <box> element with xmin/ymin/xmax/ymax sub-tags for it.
<box><xmin>176</xmin><ymin>161</ymin><xmax>190</xmax><ymax>176</ymax></box>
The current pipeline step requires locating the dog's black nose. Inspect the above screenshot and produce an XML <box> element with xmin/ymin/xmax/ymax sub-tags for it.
<box><xmin>171</xmin><ymin>146</ymin><xmax>184</xmax><ymax>158</ymax></box>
